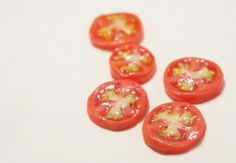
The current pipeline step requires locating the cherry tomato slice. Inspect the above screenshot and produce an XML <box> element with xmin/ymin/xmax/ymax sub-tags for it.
<box><xmin>164</xmin><ymin>57</ymin><xmax>224</xmax><ymax>104</ymax></box>
<box><xmin>109</xmin><ymin>44</ymin><xmax>156</xmax><ymax>84</ymax></box>
<box><xmin>87</xmin><ymin>80</ymin><xmax>149</xmax><ymax>131</ymax></box>
<box><xmin>142</xmin><ymin>102</ymin><xmax>206</xmax><ymax>154</ymax></box>
<box><xmin>89</xmin><ymin>13</ymin><xmax>143</xmax><ymax>50</ymax></box>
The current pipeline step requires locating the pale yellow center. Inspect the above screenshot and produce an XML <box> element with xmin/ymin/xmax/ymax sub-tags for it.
<box><xmin>114</xmin><ymin>51</ymin><xmax>150</xmax><ymax>73</ymax></box>
<box><xmin>173</xmin><ymin>63</ymin><xmax>215</xmax><ymax>91</ymax></box>
<box><xmin>101</xmin><ymin>90</ymin><xmax>137</xmax><ymax>119</ymax></box>
<box><xmin>97</xmin><ymin>15</ymin><xmax>135</xmax><ymax>40</ymax></box>
<box><xmin>152</xmin><ymin>109</ymin><xmax>195</xmax><ymax>139</ymax></box>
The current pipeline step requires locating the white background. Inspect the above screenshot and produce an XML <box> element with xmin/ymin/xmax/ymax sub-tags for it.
<box><xmin>0</xmin><ymin>0</ymin><xmax>236</xmax><ymax>162</ymax></box>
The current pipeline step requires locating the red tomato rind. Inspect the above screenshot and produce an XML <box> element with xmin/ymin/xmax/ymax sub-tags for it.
<box><xmin>89</xmin><ymin>12</ymin><xmax>144</xmax><ymax>50</ymax></box>
<box><xmin>109</xmin><ymin>44</ymin><xmax>156</xmax><ymax>84</ymax></box>
<box><xmin>87</xmin><ymin>80</ymin><xmax>149</xmax><ymax>131</ymax></box>
<box><xmin>142</xmin><ymin>102</ymin><xmax>206</xmax><ymax>154</ymax></box>
<box><xmin>164</xmin><ymin>57</ymin><xmax>224</xmax><ymax>104</ymax></box>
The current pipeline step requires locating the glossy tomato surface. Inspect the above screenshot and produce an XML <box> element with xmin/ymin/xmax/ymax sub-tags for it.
<box><xmin>109</xmin><ymin>44</ymin><xmax>156</xmax><ymax>84</ymax></box>
<box><xmin>89</xmin><ymin>12</ymin><xmax>143</xmax><ymax>50</ymax></box>
<box><xmin>164</xmin><ymin>57</ymin><xmax>224</xmax><ymax>104</ymax></box>
<box><xmin>142</xmin><ymin>102</ymin><xmax>206</xmax><ymax>154</ymax></box>
<box><xmin>87</xmin><ymin>80</ymin><xmax>149</xmax><ymax>131</ymax></box>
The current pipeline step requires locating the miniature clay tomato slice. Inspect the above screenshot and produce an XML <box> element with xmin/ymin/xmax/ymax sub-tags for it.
<box><xmin>109</xmin><ymin>44</ymin><xmax>156</xmax><ymax>84</ymax></box>
<box><xmin>164</xmin><ymin>57</ymin><xmax>224</xmax><ymax>104</ymax></box>
<box><xmin>142</xmin><ymin>102</ymin><xmax>206</xmax><ymax>154</ymax></box>
<box><xmin>89</xmin><ymin>12</ymin><xmax>143</xmax><ymax>50</ymax></box>
<box><xmin>87</xmin><ymin>80</ymin><xmax>149</xmax><ymax>130</ymax></box>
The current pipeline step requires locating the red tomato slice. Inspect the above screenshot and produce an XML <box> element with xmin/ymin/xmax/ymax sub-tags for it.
<box><xmin>164</xmin><ymin>57</ymin><xmax>224</xmax><ymax>104</ymax></box>
<box><xmin>142</xmin><ymin>102</ymin><xmax>206</xmax><ymax>154</ymax></box>
<box><xmin>87</xmin><ymin>80</ymin><xmax>149</xmax><ymax>130</ymax></box>
<box><xmin>89</xmin><ymin>13</ymin><xmax>143</xmax><ymax>50</ymax></box>
<box><xmin>109</xmin><ymin>44</ymin><xmax>156</xmax><ymax>84</ymax></box>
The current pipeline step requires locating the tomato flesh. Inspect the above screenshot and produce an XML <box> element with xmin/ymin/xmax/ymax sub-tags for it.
<box><xmin>110</xmin><ymin>44</ymin><xmax>156</xmax><ymax>84</ymax></box>
<box><xmin>164</xmin><ymin>57</ymin><xmax>224</xmax><ymax>103</ymax></box>
<box><xmin>90</xmin><ymin>13</ymin><xmax>143</xmax><ymax>50</ymax></box>
<box><xmin>142</xmin><ymin>102</ymin><xmax>206</xmax><ymax>154</ymax></box>
<box><xmin>87</xmin><ymin>80</ymin><xmax>149</xmax><ymax>130</ymax></box>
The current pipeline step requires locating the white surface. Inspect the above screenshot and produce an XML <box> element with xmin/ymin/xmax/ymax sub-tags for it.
<box><xmin>0</xmin><ymin>0</ymin><xmax>236</xmax><ymax>162</ymax></box>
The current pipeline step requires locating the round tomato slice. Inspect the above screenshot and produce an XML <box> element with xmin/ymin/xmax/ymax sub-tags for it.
<box><xmin>142</xmin><ymin>102</ymin><xmax>206</xmax><ymax>154</ymax></box>
<box><xmin>89</xmin><ymin>12</ymin><xmax>143</xmax><ymax>50</ymax></box>
<box><xmin>87</xmin><ymin>80</ymin><xmax>149</xmax><ymax>130</ymax></box>
<box><xmin>164</xmin><ymin>57</ymin><xmax>224</xmax><ymax>104</ymax></box>
<box><xmin>109</xmin><ymin>44</ymin><xmax>156</xmax><ymax>84</ymax></box>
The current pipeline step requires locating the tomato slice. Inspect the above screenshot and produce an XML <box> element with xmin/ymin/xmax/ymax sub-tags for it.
<box><xmin>109</xmin><ymin>44</ymin><xmax>156</xmax><ymax>84</ymax></box>
<box><xmin>87</xmin><ymin>80</ymin><xmax>149</xmax><ymax>130</ymax></box>
<box><xmin>142</xmin><ymin>102</ymin><xmax>206</xmax><ymax>154</ymax></box>
<box><xmin>89</xmin><ymin>13</ymin><xmax>143</xmax><ymax>50</ymax></box>
<box><xmin>164</xmin><ymin>57</ymin><xmax>224</xmax><ymax>104</ymax></box>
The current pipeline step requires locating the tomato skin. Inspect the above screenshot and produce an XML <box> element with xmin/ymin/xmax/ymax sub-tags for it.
<box><xmin>164</xmin><ymin>57</ymin><xmax>224</xmax><ymax>104</ymax></box>
<box><xmin>109</xmin><ymin>44</ymin><xmax>156</xmax><ymax>84</ymax></box>
<box><xmin>89</xmin><ymin>13</ymin><xmax>143</xmax><ymax>50</ymax></box>
<box><xmin>142</xmin><ymin>102</ymin><xmax>206</xmax><ymax>154</ymax></box>
<box><xmin>87</xmin><ymin>80</ymin><xmax>149</xmax><ymax>131</ymax></box>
